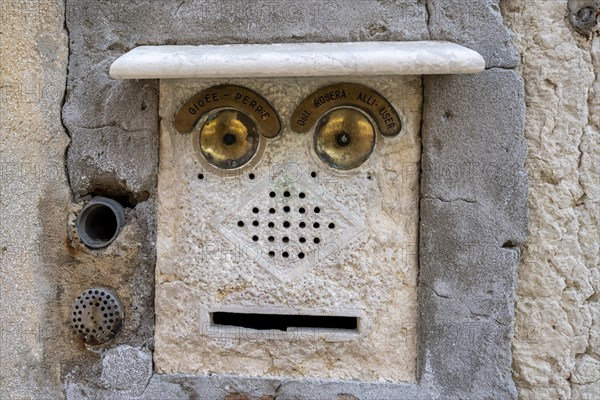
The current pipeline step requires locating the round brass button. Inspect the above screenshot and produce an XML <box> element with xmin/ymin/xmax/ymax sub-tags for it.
<box><xmin>199</xmin><ymin>109</ymin><xmax>259</xmax><ymax>169</ymax></box>
<box><xmin>314</xmin><ymin>108</ymin><xmax>376</xmax><ymax>170</ymax></box>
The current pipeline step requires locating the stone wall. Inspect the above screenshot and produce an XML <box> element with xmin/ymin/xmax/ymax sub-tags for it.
<box><xmin>0</xmin><ymin>0</ymin><xmax>597</xmax><ymax>399</ymax></box>
<box><xmin>502</xmin><ymin>1</ymin><xmax>600</xmax><ymax>399</ymax></box>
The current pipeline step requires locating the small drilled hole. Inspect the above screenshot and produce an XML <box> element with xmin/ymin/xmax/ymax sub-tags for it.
<box><xmin>299</xmin><ymin>207</ymin><xmax>306</xmax><ymax>214</ymax></box>
<box><xmin>329</xmin><ymin>223</ymin><xmax>335</xmax><ymax>229</ymax></box>
<box><xmin>283</xmin><ymin>221</ymin><xmax>290</xmax><ymax>228</ymax></box>
<box><xmin>249</xmin><ymin>173</ymin><xmax>255</xmax><ymax>180</ymax></box>
<box><xmin>269</xmin><ymin>191</ymin><xmax>276</xmax><ymax>198</ymax></box>
<box><xmin>252</xmin><ymin>207</ymin><xmax>259</xmax><ymax>214</ymax></box>
<box><xmin>222</xmin><ymin>133</ymin><xmax>237</xmax><ymax>146</ymax></box>
<box><xmin>252</xmin><ymin>235</ymin><xmax>259</xmax><ymax>242</ymax></box>
<box><xmin>314</xmin><ymin>238</ymin><xmax>321</xmax><ymax>244</ymax></box>
<box><xmin>311</xmin><ymin>171</ymin><xmax>317</xmax><ymax>178</ymax></box>
<box><xmin>252</xmin><ymin>220</ymin><xmax>259</xmax><ymax>227</ymax></box>
<box><xmin>282</xmin><ymin>236</ymin><xmax>289</xmax><ymax>243</ymax></box>
<box><xmin>299</xmin><ymin>222</ymin><xmax>306</xmax><ymax>228</ymax></box>
<box><xmin>299</xmin><ymin>192</ymin><xmax>306</xmax><ymax>199</ymax></box>
<box><xmin>282</xmin><ymin>252</ymin><xmax>289</xmax><ymax>258</ymax></box>
<box><xmin>268</xmin><ymin>251</ymin><xmax>275</xmax><ymax>257</ymax></box>
<box><xmin>237</xmin><ymin>221</ymin><xmax>244</xmax><ymax>227</ymax></box>
<box><xmin>299</xmin><ymin>237</ymin><xmax>306</xmax><ymax>243</ymax></box>
<box><xmin>314</xmin><ymin>207</ymin><xmax>321</xmax><ymax>213</ymax></box>
<box><xmin>268</xmin><ymin>222</ymin><xmax>275</xmax><ymax>228</ymax></box>
<box><xmin>284</xmin><ymin>191</ymin><xmax>291</xmax><ymax>197</ymax></box>
<box><xmin>198</xmin><ymin>173</ymin><xmax>204</xmax><ymax>180</ymax></box>
<box><xmin>269</xmin><ymin>208</ymin><xmax>276</xmax><ymax>214</ymax></box>
<box><xmin>298</xmin><ymin>252</ymin><xmax>305</xmax><ymax>259</ymax></box>
<box><xmin>283</xmin><ymin>206</ymin><xmax>290</xmax><ymax>212</ymax></box>
<box><xmin>313</xmin><ymin>222</ymin><xmax>320</xmax><ymax>228</ymax></box>
<box><xmin>268</xmin><ymin>236</ymin><xmax>275</xmax><ymax>242</ymax></box>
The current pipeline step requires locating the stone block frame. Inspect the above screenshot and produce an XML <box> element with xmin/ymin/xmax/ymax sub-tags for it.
<box><xmin>62</xmin><ymin>1</ymin><xmax>527</xmax><ymax>399</ymax></box>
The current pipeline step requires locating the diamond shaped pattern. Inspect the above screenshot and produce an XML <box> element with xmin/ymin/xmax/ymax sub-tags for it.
<box><xmin>213</xmin><ymin>172</ymin><xmax>364</xmax><ymax>281</ymax></box>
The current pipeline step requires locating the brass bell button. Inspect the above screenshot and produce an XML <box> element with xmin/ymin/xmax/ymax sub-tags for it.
<box><xmin>314</xmin><ymin>108</ymin><xmax>376</xmax><ymax>170</ymax></box>
<box><xmin>199</xmin><ymin>109</ymin><xmax>259</xmax><ymax>169</ymax></box>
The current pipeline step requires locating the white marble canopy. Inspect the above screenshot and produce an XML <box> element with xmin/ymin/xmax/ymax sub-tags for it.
<box><xmin>109</xmin><ymin>41</ymin><xmax>485</xmax><ymax>79</ymax></box>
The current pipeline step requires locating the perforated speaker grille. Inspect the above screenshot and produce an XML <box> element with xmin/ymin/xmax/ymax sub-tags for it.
<box><xmin>70</xmin><ymin>287</ymin><xmax>123</xmax><ymax>345</ymax></box>
<box><xmin>214</xmin><ymin>170</ymin><xmax>363</xmax><ymax>281</ymax></box>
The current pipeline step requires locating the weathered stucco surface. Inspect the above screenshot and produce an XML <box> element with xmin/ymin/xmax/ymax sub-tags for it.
<box><xmin>502</xmin><ymin>1</ymin><xmax>600</xmax><ymax>399</ymax></box>
<box><xmin>0</xmin><ymin>1</ymin><xmax>69</xmax><ymax>399</ymax></box>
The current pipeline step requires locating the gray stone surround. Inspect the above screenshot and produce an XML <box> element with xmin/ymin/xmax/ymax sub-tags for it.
<box><xmin>62</xmin><ymin>1</ymin><xmax>527</xmax><ymax>399</ymax></box>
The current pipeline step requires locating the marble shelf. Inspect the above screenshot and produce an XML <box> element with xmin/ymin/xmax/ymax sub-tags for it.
<box><xmin>109</xmin><ymin>41</ymin><xmax>485</xmax><ymax>79</ymax></box>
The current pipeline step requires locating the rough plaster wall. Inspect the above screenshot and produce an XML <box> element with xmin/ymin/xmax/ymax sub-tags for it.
<box><xmin>502</xmin><ymin>1</ymin><xmax>600</xmax><ymax>399</ymax></box>
<box><xmin>0</xmin><ymin>1</ymin><xmax>69</xmax><ymax>399</ymax></box>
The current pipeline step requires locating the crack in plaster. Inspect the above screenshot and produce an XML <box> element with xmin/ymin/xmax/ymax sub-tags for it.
<box><xmin>422</xmin><ymin>195</ymin><xmax>479</xmax><ymax>205</ymax></box>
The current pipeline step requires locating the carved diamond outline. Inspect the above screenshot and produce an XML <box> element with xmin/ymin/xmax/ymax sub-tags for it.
<box><xmin>211</xmin><ymin>170</ymin><xmax>365</xmax><ymax>282</ymax></box>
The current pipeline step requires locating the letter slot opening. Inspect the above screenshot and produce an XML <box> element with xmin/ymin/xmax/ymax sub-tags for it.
<box><xmin>211</xmin><ymin>312</ymin><xmax>359</xmax><ymax>332</ymax></box>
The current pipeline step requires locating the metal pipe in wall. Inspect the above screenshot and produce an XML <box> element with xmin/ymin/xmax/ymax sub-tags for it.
<box><xmin>76</xmin><ymin>197</ymin><xmax>125</xmax><ymax>249</ymax></box>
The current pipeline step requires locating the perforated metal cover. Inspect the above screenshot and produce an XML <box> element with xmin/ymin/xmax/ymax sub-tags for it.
<box><xmin>70</xmin><ymin>287</ymin><xmax>123</xmax><ymax>345</ymax></box>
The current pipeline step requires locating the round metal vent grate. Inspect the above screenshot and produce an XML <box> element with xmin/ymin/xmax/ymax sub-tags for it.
<box><xmin>70</xmin><ymin>287</ymin><xmax>123</xmax><ymax>345</ymax></box>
